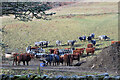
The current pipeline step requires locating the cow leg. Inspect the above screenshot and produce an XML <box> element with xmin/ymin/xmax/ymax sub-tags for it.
<box><xmin>53</xmin><ymin>62</ymin><xmax>54</xmax><ymax>66</ymax></box>
<box><xmin>23</xmin><ymin>61</ymin><xmax>25</xmax><ymax>65</ymax></box>
<box><xmin>18</xmin><ymin>61</ymin><xmax>20</xmax><ymax>66</ymax></box>
<box><xmin>15</xmin><ymin>61</ymin><xmax>17</xmax><ymax>65</ymax></box>
<box><xmin>54</xmin><ymin>62</ymin><xmax>56</xmax><ymax>66</ymax></box>
<box><xmin>57</xmin><ymin>61</ymin><xmax>60</xmax><ymax>65</ymax></box>
<box><xmin>13</xmin><ymin>60</ymin><xmax>15</xmax><ymax>66</ymax></box>
<box><xmin>62</xmin><ymin>61</ymin><xmax>63</xmax><ymax>66</ymax></box>
<box><xmin>68</xmin><ymin>43</ymin><xmax>69</xmax><ymax>45</ymax></box>
<box><xmin>26</xmin><ymin>61</ymin><xmax>29</xmax><ymax>66</ymax></box>
<box><xmin>78</xmin><ymin>55</ymin><xmax>80</xmax><ymax>62</ymax></box>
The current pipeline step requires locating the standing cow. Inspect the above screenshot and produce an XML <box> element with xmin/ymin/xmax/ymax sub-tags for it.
<box><xmin>78</xmin><ymin>36</ymin><xmax>86</xmax><ymax>41</ymax></box>
<box><xmin>45</xmin><ymin>54</ymin><xmax>60</xmax><ymax>66</ymax></box>
<box><xmin>90</xmin><ymin>33</ymin><xmax>95</xmax><ymax>39</ymax></box>
<box><xmin>87</xmin><ymin>36</ymin><xmax>92</xmax><ymax>41</ymax></box>
<box><xmin>35</xmin><ymin>41</ymin><xmax>49</xmax><ymax>47</ymax></box>
<box><xmin>63</xmin><ymin>54</ymin><xmax>73</xmax><ymax>66</ymax></box>
<box><xmin>67</xmin><ymin>40</ymin><xmax>77</xmax><ymax>46</ymax></box>
<box><xmin>56</xmin><ymin>40</ymin><xmax>62</xmax><ymax>46</ymax></box>
<box><xmin>13</xmin><ymin>53</ymin><xmax>34</xmax><ymax>66</ymax></box>
<box><xmin>86</xmin><ymin>47</ymin><xmax>95</xmax><ymax>55</ymax></box>
<box><xmin>91</xmin><ymin>40</ymin><xmax>96</xmax><ymax>45</ymax></box>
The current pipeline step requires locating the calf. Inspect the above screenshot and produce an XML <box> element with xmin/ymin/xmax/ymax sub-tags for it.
<box><xmin>68</xmin><ymin>40</ymin><xmax>77</xmax><ymax>46</ymax></box>
<box><xmin>86</xmin><ymin>47</ymin><xmax>95</xmax><ymax>55</ymax></box>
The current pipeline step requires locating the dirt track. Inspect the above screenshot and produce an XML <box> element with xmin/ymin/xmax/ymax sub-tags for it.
<box><xmin>1</xmin><ymin>58</ymin><xmax>117</xmax><ymax>75</ymax></box>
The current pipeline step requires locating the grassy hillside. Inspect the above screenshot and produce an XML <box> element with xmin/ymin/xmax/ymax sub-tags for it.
<box><xmin>2</xmin><ymin>2</ymin><xmax>118</xmax><ymax>53</ymax></box>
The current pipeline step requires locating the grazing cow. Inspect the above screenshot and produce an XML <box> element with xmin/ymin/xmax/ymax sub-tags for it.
<box><xmin>78</xmin><ymin>36</ymin><xmax>86</xmax><ymax>41</ymax></box>
<box><xmin>87</xmin><ymin>44</ymin><xmax>93</xmax><ymax>48</ymax></box>
<box><xmin>87</xmin><ymin>36</ymin><xmax>92</xmax><ymax>41</ymax></box>
<box><xmin>56</xmin><ymin>40</ymin><xmax>62</xmax><ymax>46</ymax></box>
<box><xmin>90</xmin><ymin>33</ymin><xmax>95</xmax><ymax>39</ymax></box>
<box><xmin>86</xmin><ymin>47</ymin><xmax>95</xmax><ymax>55</ymax></box>
<box><xmin>75</xmin><ymin>48</ymin><xmax>85</xmax><ymax>54</ymax></box>
<box><xmin>111</xmin><ymin>41</ymin><xmax>120</xmax><ymax>44</ymax></box>
<box><xmin>13</xmin><ymin>53</ymin><xmax>34</xmax><ymax>66</ymax></box>
<box><xmin>35</xmin><ymin>41</ymin><xmax>49</xmax><ymax>47</ymax></box>
<box><xmin>68</xmin><ymin>40</ymin><xmax>77</xmax><ymax>46</ymax></box>
<box><xmin>40</xmin><ymin>41</ymin><xmax>49</xmax><ymax>47</ymax></box>
<box><xmin>98</xmin><ymin>35</ymin><xmax>110</xmax><ymax>40</ymax></box>
<box><xmin>91</xmin><ymin>40</ymin><xmax>96</xmax><ymax>45</ymax></box>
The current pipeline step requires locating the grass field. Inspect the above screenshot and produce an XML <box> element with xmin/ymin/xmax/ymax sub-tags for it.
<box><xmin>1</xmin><ymin>2</ymin><xmax>118</xmax><ymax>54</ymax></box>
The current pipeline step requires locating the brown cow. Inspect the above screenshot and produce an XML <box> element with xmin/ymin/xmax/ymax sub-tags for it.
<box><xmin>49</xmin><ymin>48</ymin><xmax>58</xmax><ymax>54</ymax></box>
<box><xmin>111</xmin><ymin>41</ymin><xmax>120</xmax><ymax>44</ymax></box>
<box><xmin>63</xmin><ymin>54</ymin><xmax>73</xmax><ymax>66</ymax></box>
<box><xmin>54</xmin><ymin>49</ymin><xmax>59</xmax><ymax>55</ymax></box>
<box><xmin>86</xmin><ymin>47</ymin><xmax>95</xmax><ymax>55</ymax></box>
<box><xmin>75</xmin><ymin>48</ymin><xmax>85</xmax><ymax>55</ymax></box>
<box><xmin>71</xmin><ymin>53</ymin><xmax>80</xmax><ymax>62</ymax></box>
<box><xmin>13</xmin><ymin>53</ymin><xmax>34</xmax><ymax>66</ymax></box>
<box><xmin>87</xmin><ymin>44</ymin><xmax>93</xmax><ymax>48</ymax></box>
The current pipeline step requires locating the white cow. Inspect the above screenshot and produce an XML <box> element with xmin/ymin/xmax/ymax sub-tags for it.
<box><xmin>56</xmin><ymin>40</ymin><xmax>62</xmax><ymax>46</ymax></box>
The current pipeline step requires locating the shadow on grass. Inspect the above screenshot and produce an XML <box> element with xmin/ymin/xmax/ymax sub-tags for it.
<box><xmin>81</xmin><ymin>53</ymin><xmax>96</xmax><ymax>58</ymax></box>
<box><xmin>96</xmin><ymin>44</ymin><xmax>103</xmax><ymax>46</ymax></box>
<box><xmin>95</xmin><ymin>48</ymin><xmax>103</xmax><ymax>51</ymax></box>
<box><xmin>106</xmin><ymin>39</ymin><xmax>114</xmax><ymax>41</ymax></box>
<box><xmin>61</xmin><ymin>44</ymin><xmax>68</xmax><ymax>46</ymax></box>
<box><xmin>47</xmin><ymin>45</ymin><xmax>55</xmax><ymax>48</ymax></box>
<box><xmin>74</xmin><ymin>44</ymin><xmax>84</xmax><ymax>47</ymax></box>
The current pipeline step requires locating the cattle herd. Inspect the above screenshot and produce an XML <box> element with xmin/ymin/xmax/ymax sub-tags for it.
<box><xmin>5</xmin><ymin>33</ymin><xmax>115</xmax><ymax>67</ymax></box>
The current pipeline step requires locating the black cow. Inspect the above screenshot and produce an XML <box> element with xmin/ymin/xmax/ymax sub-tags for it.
<box><xmin>87</xmin><ymin>36</ymin><xmax>92</xmax><ymax>41</ymax></box>
<box><xmin>78</xmin><ymin>36</ymin><xmax>86</xmax><ymax>41</ymax></box>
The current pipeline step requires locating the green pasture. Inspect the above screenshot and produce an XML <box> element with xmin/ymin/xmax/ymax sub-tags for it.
<box><xmin>1</xmin><ymin>2</ymin><xmax>118</xmax><ymax>55</ymax></box>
